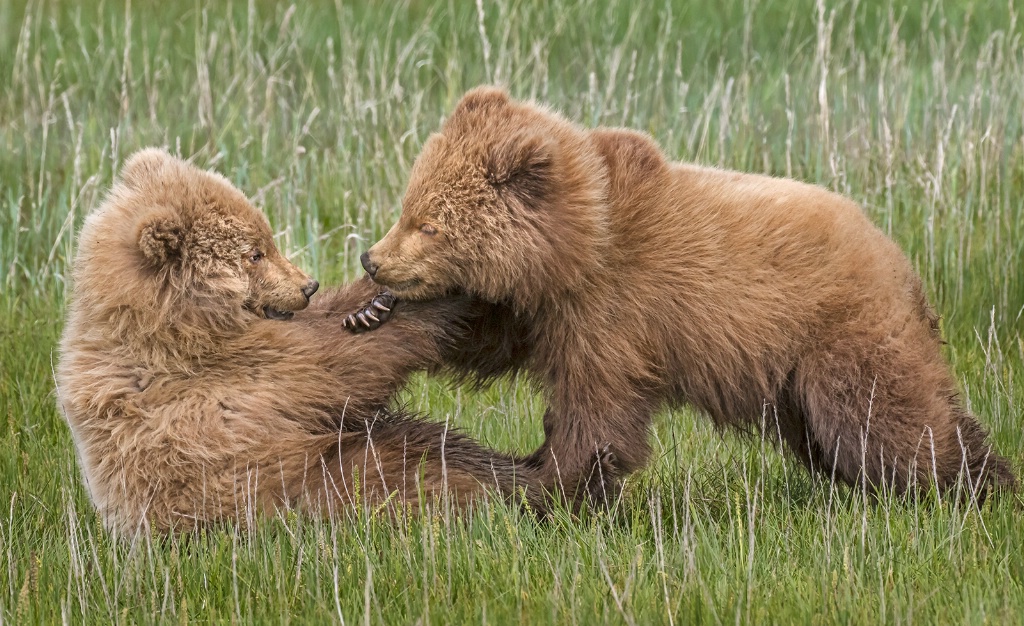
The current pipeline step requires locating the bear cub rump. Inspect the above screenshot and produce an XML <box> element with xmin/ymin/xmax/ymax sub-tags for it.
<box><xmin>359</xmin><ymin>86</ymin><xmax>1016</xmax><ymax>506</ymax></box>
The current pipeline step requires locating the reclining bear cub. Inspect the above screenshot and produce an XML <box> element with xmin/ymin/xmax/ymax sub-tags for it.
<box><xmin>57</xmin><ymin>148</ymin><xmax>536</xmax><ymax>534</ymax></box>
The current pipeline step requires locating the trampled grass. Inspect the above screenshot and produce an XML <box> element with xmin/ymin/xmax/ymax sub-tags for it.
<box><xmin>1</xmin><ymin>0</ymin><xmax>1022</xmax><ymax>622</ymax></box>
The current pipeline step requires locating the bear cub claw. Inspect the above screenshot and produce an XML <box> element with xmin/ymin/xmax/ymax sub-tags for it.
<box><xmin>342</xmin><ymin>290</ymin><xmax>397</xmax><ymax>333</ymax></box>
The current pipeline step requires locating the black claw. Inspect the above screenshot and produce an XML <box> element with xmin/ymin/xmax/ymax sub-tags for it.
<box><xmin>372</xmin><ymin>293</ymin><xmax>396</xmax><ymax>311</ymax></box>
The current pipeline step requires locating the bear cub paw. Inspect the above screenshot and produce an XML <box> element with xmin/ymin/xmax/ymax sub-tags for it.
<box><xmin>584</xmin><ymin>443</ymin><xmax>623</xmax><ymax>510</ymax></box>
<box><xmin>342</xmin><ymin>290</ymin><xmax>397</xmax><ymax>333</ymax></box>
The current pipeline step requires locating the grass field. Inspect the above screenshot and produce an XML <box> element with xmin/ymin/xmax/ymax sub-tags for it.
<box><xmin>2</xmin><ymin>0</ymin><xmax>1023</xmax><ymax>622</ymax></box>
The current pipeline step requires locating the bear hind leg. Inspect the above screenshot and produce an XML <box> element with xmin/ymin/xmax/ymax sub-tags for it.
<box><xmin>796</xmin><ymin>339</ymin><xmax>1017</xmax><ymax>499</ymax></box>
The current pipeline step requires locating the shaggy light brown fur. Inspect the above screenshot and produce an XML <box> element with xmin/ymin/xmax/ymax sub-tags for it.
<box><xmin>57</xmin><ymin>148</ymin><xmax>532</xmax><ymax>534</ymax></box>
<box><xmin>359</xmin><ymin>86</ymin><xmax>1017</xmax><ymax>506</ymax></box>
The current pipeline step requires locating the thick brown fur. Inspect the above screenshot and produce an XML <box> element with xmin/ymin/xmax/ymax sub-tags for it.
<box><xmin>361</xmin><ymin>86</ymin><xmax>1017</xmax><ymax>506</ymax></box>
<box><xmin>57</xmin><ymin>148</ymin><xmax>533</xmax><ymax>535</ymax></box>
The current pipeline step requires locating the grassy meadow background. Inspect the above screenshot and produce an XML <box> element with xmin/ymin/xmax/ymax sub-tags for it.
<box><xmin>2</xmin><ymin>0</ymin><xmax>1023</xmax><ymax>622</ymax></box>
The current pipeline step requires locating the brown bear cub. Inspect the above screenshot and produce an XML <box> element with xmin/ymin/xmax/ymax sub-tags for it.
<box><xmin>57</xmin><ymin>148</ymin><xmax>533</xmax><ymax>534</ymax></box>
<box><xmin>355</xmin><ymin>86</ymin><xmax>1017</xmax><ymax>507</ymax></box>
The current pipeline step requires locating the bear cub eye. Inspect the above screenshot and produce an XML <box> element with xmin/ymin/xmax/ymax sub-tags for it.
<box><xmin>248</xmin><ymin>250</ymin><xmax>264</xmax><ymax>264</ymax></box>
<box><xmin>419</xmin><ymin>223</ymin><xmax>438</xmax><ymax>236</ymax></box>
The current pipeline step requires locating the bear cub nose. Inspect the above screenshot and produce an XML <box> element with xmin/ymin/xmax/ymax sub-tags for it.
<box><xmin>301</xmin><ymin>280</ymin><xmax>319</xmax><ymax>300</ymax></box>
<box><xmin>360</xmin><ymin>252</ymin><xmax>378</xmax><ymax>278</ymax></box>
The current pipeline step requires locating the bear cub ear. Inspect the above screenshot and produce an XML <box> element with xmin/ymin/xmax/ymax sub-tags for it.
<box><xmin>453</xmin><ymin>85</ymin><xmax>511</xmax><ymax>117</ymax></box>
<box><xmin>137</xmin><ymin>208</ymin><xmax>184</xmax><ymax>266</ymax></box>
<box><xmin>121</xmin><ymin>148</ymin><xmax>175</xmax><ymax>191</ymax></box>
<box><xmin>484</xmin><ymin>131</ymin><xmax>554</xmax><ymax>199</ymax></box>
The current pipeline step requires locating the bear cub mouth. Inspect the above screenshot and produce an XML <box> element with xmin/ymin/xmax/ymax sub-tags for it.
<box><xmin>262</xmin><ymin>305</ymin><xmax>294</xmax><ymax>321</ymax></box>
<box><xmin>382</xmin><ymin>277</ymin><xmax>422</xmax><ymax>291</ymax></box>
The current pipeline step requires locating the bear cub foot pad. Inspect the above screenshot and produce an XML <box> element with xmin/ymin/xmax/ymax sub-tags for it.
<box><xmin>342</xmin><ymin>290</ymin><xmax>397</xmax><ymax>332</ymax></box>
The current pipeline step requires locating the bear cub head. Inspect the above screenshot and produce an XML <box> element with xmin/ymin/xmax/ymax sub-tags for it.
<box><xmin>361</xmin><ymin>86</ymin><xmax>608</xmax><ymax>309</ymax></box>
<box><xmin>75</xmin><ymin>148</ymin><xmax>318</xmax><ymax>345</ymax></box>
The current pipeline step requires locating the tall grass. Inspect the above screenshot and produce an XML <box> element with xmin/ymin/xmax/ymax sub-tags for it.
<box><xmin>1</xmin><ymin>0</ymin><xmax>1022</xmax><ymax>622</ymax></box>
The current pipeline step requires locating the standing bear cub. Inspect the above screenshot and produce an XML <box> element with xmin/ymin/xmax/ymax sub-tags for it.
<box><xmin>57</xmin><ymin>148</ymin><xmax>533</xmax><ymax>534</ymax></box>
<box><xmin>355</xmin><ymin>86</ymin><xmax>1016</xmax><ymax>506</ymax></box>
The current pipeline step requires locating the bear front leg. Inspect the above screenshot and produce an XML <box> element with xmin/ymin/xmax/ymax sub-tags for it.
<box><xmin>526</xmin><ymin>401</ymin><xmax>651</xmax><ymax>513</ymax></box>
<box><xmin>524</xmin><ymin>438</ymin><xmax>624</xmax><ymax>514</ymax></box>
